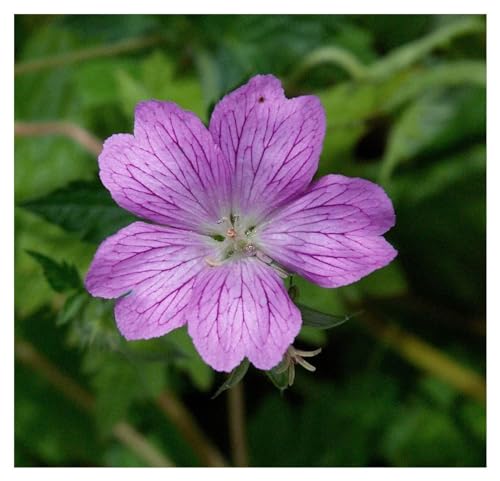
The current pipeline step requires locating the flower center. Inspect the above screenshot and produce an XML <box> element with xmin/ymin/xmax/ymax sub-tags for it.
<box><xmin>206</xmin><ymin>214</ymin><xmax>259</xmax><ymax>265</ymax></box>
<box><xmin>205</xmin><ymin>215</ymin><xmax>290</xmax><ymax>278</ymax></box>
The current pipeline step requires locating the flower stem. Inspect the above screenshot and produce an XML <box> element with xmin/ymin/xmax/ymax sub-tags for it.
<box><xmin>156</xmin><ymin>391</ymin><xmax>228</xmax><ymax>467</ymax></box>
<box><xmin>15</xmin><ymin>338</ymin><xmax>174</xmax><ymax>467</ymax></box>
<box><xmin>227</xmin><ymin>382</ymin><xmax>249</xmax><ymax>467</ymax></box>
<box><xmin>15</xmin><ymin>121</ymin><xmax>102</xmax><ymax>157</ymax></box>
<box><xmin>15</xmin><ymin>34</ymin><xmax>165</xmax><ymax>76</ymax></box>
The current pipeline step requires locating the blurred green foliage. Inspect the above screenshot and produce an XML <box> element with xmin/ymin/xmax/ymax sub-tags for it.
<box><xmin>15</xmin><ymin>14</ymin><xmax>486</xmax><ymax>467</ymax></box>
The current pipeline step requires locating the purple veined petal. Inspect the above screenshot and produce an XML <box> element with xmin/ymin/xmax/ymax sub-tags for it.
<box><xmin>209</xmin><ymin>74</ymin><xmax>326</xmax><ymax>223</ymax></box>
<box><xmin>85</xmin><ymin>222</ymin><xmax>215</xmax><ymax>340</ymax></box>
<box><xmin>187</xmin><ymin>258</ymin><xmax>302</xmax><ymax>372</ymax></box>
<box><xmin>98</xmin><ymin>101</ymin><xmax>232</xmax><ymax>231</ymax></box>
<box><xmin>258</xmin><ymin>175</ymin><xmax>398</xmax><ymax>288</ymax></box>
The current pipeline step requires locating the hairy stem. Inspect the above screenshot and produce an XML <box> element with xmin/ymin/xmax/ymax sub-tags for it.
<box><xmin>15</xmin><ymin>34</ymin><xmax>164</xmax><ymax>76</ymax></box>
<box><xmin>227</xmin><ymin>382</ymin><xmax>249</xmax><ymax>467</ymax></box>
<box><xmin>15</xmin><ymin>121</ymin><xmax>102</xmax><ymax>157</ymax></box>
<box><xmin>156</xmin><ymin>391</ymin><xmax>228</xmax><ymax>467</ymax></box>
<box><xmin>15</xmin><ymin>338</ymin><xmax>174</xmax><ymax>467</ymax></box>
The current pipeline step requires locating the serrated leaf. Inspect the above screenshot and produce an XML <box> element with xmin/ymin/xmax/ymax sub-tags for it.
<box><xmin>297</xmin><ymin>303</ymin><xmax>354</xmax><ymax>330</ymax></box>
<box><xmin>20</xmin><ymin>180</ymin><xmax>135</xmax><ymax>243</ymax></box>
<box><xmin>26</xmin><ymin>250</ymin><xmax>82</xmax><ymax>293</ymax></box>
<box><xmin>211</xmin><ymin>359</ymin><xmax>250</xmax><ymax>399</ymax></box>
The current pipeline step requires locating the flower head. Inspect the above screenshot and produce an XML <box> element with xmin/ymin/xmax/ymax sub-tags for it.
<box><xmin>85</xmin><ymin>74</ymin><xmax>397</xmax><ymax>372</ymax></box>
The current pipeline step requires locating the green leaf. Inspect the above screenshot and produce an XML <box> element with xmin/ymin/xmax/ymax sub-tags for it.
<box><xmin>297</xmin><ymin>326</ymin><xmax>327</xmax><ymax>346</ymax></box>
<box><xmin>63</xmin><ymin>296</ymin><xmax>122</xmax><ymax>351</ymax></box>
<box><xmin>368</xmin><ymin>17</ymin><xmax>484</xmax><ymax>79</ymax></box>
<box><xmin>250</xmin><ymin>374</ymin><xmax>400</xmax><ymax>466</ymax></box>
<box><xmin>15</xmin><ymin>209</ymin><xmax>96</xmax><ymax>317</ymax></box>
<box><xmin>380</xmin><ymin>90</ymin><xmax>456</xmax><ymax>183</ymax></box>
<box><xmin>383</xmin><ymin>60</ymin><xmax>486</xmax><ymax>111</ymax></box>
<box><xmin>15</xmin><ymin>308</ymin><xmax>102</xmax><ymax>466</ymax></box>
<box><xmin>297</xmin><ymin>303</ymin><xmax>355</xmax><ymax>330</ymax></box>
<box><xmin>381</xmin><ymin>400</ymin><xmax>484</xmax><ymax>466</ymax></box>
<box><xmin>288</xmin><ymin>45</ymin><xmax>368</xmax><ymax>83</ymax></box>
<box><xmin>211</xmin><ymin>359</ymin><xmax>250</xmax><ymax>399</ymax></box>
<box><xmin>388</xmin><ymin>145</ymin><xmax>485</xmax><ymax>312</ymax></box>
<box><xmin>317</xmin><ymin>73</ymin><xmax>408</xmax><ymax>166</ymax></box>
<box><xmin>74</xmin><ymin>58</ymin><xmax>135</xmax><ymax>108</ymax></box>
<box><xmin>26</xmin><ymin>250</ymin><xmax>82</xmax><ymax>293</ymax></box>
<box><xmin>20</xmin><ymin>180</ymin><xmax>135</xmax><ymax>243</ymax></box>
<box><xmin>116</xmin><ymin>50</ymin><xmax>205</xmax><ymax>121</ymax></box>
<box><xmin>390</xmin><ymin>144</ymin><xmax>485</xmax><ymax>205</ymax></box>
<box><xmin>15</xmin><ymin>24</ymin><xmax>96</xmax><ymax>202</ymax></box>
<box><xmin>84</xmin><ymin>351</ymin><xmax>167</xmax><ymax>434</ymax></box>
<box><xmin>57</xmin><ymin>291</ymin><xmax>89</xmax><ymax>325</ymax></box>
<box><xmin>16</xmin><ymin>361</ymin><xmax>101</xmax><ymax>465</ymax></box>
<box><xmin>194</xmin><ymin>49</ymin><xmax>225</xmax><ymax>110</ymax></box>
<box><xmin>266</xmin><ymin>365</ymin><xmax>290</xmax><ymax>393</ymax></box>
<box><xmin>346</xmin><ymin>261</ymin><xmax>408</xmax><ymax>299</ymax></box>
<box><xmin>166</xmin><ymin>327</ymin><xmax>214</xmax><ymax>391</ymax></box>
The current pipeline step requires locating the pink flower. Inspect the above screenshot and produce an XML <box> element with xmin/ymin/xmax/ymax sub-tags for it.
<box><xmin>85</xmin><ymin>75</ymin><xmax>397</xmax><ymax>372</ymax></box>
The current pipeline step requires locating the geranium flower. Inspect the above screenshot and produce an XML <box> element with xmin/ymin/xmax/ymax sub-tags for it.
<box><xmin>85</xmin><ymin>74</ymin><xmax>397</xmax><ymax>372</ymax></box>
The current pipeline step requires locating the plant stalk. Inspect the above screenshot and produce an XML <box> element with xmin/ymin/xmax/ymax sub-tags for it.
<box><xmin>15</xmin><ymin>338</ymin><xmax>174</xmax><ymax>467</ymax></box>
<box><xmin>227</xmin><ymin>382</ymin><xmax>249</xmax><ymax>467</ymax></box>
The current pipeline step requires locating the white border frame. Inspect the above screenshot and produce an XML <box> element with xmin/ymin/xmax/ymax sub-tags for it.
<box><xmin>3</xmin><ymin>2</ymin><xmax>496</xmax><ymax>480</ymax></box>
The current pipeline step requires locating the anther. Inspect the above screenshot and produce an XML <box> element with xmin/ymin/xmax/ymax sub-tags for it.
<box><xmin>244</xmin><ymin>244</ymin><xmax>257</xmax><ymax>256</ymax></box>
<box><xmin>226</xmin><ymin>227</ymin><xmax>237</xmax><ymax>238</ymax></box>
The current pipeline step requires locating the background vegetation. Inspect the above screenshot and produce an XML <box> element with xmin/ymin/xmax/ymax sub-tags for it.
<box><xmin>15</xmin><ymin>14</ymin><xmax>486</xmax><ymax>467</ymax></box>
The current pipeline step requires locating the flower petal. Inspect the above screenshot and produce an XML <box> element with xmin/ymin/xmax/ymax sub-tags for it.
<box><xmin>209</xmin><ymin>74</ymin><xmax>325</xmax><ymax>222</ymax></box>
<box><xmin>187</xmin><ymin>259</ymin><xmax>301</xmax><ymax>372</ymax></box>
<box><xmin>85</xmin><ymin>222</ymin><xmax>214</xmax><ymax>339</ymax></box>
<box><xmin>258</xmin><ymin>175</ymin><xmax>397</xmax><ymax>288</ymax></box>
<box><xmin>98</xmin><ymin>101</ymin><xmax>231</xmax><ymax>231</ymax></box>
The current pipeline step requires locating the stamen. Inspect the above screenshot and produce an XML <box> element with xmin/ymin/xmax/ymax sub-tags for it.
<box><xmin>244</xmin><ymin>244</ymin><xmax>257</xmax><ymax>256</ymax></box>
<box><xmin>288</xmin><ymin>365</ymin><xmax>295</xmax><ymax>386</ymax></box>
<box><xmin>274</xmin><ymin>345</ymin><xmax>322</xmax><ymax>387</ymax></box>
<box><xmin>295</xmin><ymin>358</ymin><xmax>317</xmax><ymax>372</ymax></box>
<box><xmin>255</xmin><ymin>251</ymin><xmax>290</xmax><ymax>277</ymax></box>
<box><xmin>205</xmin><ymin>257</ymin><xmax>223</xmax><ymax>267</ymax></box>
<box><xmin>293</xmin><ymin>348</ymin><xmax>322</xmax><ymax>358</ymax></box>
<box><xmin>232</xmin><ymin>215</ymin><xmax>240</xmax><ymax>225</ymax></box>
<box><xmin>274</xmin><ymin>362</ymin><xmax>289</xmax><ymax>374</ymax></box>
<box><xmin>226</xmin><ymin>227</ymin><xmax>237</xmax><ymax>238</ymax></box>
<box><xmin>256</xmin><ymin>251</ymin><xmax>273</xmax><ymax>264</ymax></box>
<box><xmin>274</xmin><ymin>266</ymin><xmax>290</xmax><ymax>279</ymax></box>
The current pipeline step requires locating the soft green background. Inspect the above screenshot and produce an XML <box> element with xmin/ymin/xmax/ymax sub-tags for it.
<box><xmin>15</xmin><ymin>14</ymin><xmax>486</xmax><ymax>467</ymax></box>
